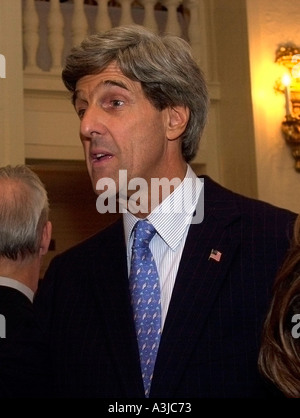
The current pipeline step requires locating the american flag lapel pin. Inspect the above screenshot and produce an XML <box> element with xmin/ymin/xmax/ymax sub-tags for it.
<box><xmin>208</xmin><ymin>249</ymin><xmax>222</xmax><ymax>262</ymax></box>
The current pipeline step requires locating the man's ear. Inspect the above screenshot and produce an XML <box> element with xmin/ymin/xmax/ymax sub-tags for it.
<box><xmin>40</xmin><ymin>221</ymin><xmax>52</xmax><ymax>256</ymax></box>
<box><xmin>166</xmin><ymin>105</ymin><xmax>190</xmax><ymax>141</ymax></box>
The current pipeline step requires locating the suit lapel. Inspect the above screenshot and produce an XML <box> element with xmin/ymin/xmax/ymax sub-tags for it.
<box><xmin>151</xmin><ymin>176</ymin><xmax>242</xmax><ymax>397</ymax></box>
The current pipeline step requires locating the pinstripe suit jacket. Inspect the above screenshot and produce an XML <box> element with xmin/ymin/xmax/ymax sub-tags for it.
<box><xmin>0</xmin><ymin>176</ymin><xmax>297</xmax><ymax>398</ymax></box>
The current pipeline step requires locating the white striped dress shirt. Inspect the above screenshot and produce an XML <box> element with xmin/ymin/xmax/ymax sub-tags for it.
<box><xmin>123</xmin><ymin>164</ymin><xmax>201</xmax><ymax>330</ymax></box>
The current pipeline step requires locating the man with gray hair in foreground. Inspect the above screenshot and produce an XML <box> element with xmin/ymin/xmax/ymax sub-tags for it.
<box><xmin>0</xmin><ymin>165</ymin><xmax>52</xmax><ymax>338</ymax></box>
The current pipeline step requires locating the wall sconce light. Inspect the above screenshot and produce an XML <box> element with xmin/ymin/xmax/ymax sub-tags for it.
<box><xmin>275</xmin><ymin>43</ymin><xmax>300</xmax><ymax>170</ymax></box>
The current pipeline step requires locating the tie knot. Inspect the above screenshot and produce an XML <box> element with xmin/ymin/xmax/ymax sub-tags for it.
<box><xmin>132</xmin><ymin>220</ymin><xmax>156</xmax><ymax>248</ymax></box>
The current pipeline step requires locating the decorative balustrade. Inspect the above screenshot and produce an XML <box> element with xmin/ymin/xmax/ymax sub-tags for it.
<box><xmin>22</xmin><ymin>0</ymin><xmax>207</xmax><ymax>76</ymax></box>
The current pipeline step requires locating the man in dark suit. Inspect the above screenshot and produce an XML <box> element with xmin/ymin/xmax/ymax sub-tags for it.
<box><xmin>0</xmin><ymin>25</ymin><xmax>297</xmax><ymax>398</ymax></box>
<box><xmin>0</xmin><ymin>165</ymin><xmax>52</xmax><ymax>339</ymax></box>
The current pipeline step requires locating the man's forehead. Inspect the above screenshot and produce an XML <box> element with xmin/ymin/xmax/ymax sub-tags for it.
<box><xmin>73</xmin><ymin>68</ymin><xmax>141</xmax><ymax>102</ymax></box>
<box><xmin>77</xmin><ymin>62</ymin><xmax>125</xmax><ymax>83</ymax></box>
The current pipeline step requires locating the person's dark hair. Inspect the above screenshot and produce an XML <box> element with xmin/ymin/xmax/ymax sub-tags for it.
<box><xmin>258</xmin><ymin>215</ymin><xmax>300</xmax><ymax>398</ymax></box>
<box><xmin>62</xmin><ymin>24</ymin><xmax>209</xmax><ymax>163</ymax></box>
<box><xmin>0</xmin><ymin>165</ymin><xmax>49</xmax><ymax>260</ymax></box>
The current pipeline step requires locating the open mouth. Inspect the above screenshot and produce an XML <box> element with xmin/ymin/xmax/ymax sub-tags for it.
<box><xmin>96</xmin><ymin>153</ymin><xmax>105</xmax><ymax>161</ymax></box>
<box><xmin>93</xmin><ymin>153</ymin><xmax>113</xmax><ymax>162</ymax></box>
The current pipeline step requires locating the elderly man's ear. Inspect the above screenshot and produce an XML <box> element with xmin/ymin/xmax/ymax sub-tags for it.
<box><xmin>40</xmin><ymin>221</ymin><xmax>52</xmax><ymax>256</ymax></box>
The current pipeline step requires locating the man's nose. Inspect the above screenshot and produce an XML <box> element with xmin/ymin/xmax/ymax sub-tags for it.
<box><xmin>80</xmin><ymin>106</ymin><xmax>107</xmax><ymax>139</ymax></box>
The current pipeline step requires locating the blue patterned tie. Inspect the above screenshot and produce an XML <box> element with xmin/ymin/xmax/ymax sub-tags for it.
<box><xmin>129</xmin><ymin>219</ymin><xmax>162</xmax><ymax>397</ymax></box>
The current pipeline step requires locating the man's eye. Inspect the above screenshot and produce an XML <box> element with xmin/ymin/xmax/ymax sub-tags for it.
<box><xmin>111</xmin><ymin>99</ymin><xmax>124</xmax><ymax>107</ymax></box>
<box><xmin>77</xmin><ymin>109</ymin><xmax>86</xmax><ymax>119</ymax></box>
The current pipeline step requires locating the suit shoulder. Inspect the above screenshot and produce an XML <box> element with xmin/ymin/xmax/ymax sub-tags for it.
<box><xmin>201</xmin><ymin>175</ymin><xmax>297</xmax><ymax>241</ymax></box>
<box><xmin>49</xmin><ymin>216</ymin><xmax>123</xmax><ymax>264</ymax></box>
<box><xmin>202</xmin><ymin>175</ymin><xmax>297</xmax><ymax>218</ymax></box>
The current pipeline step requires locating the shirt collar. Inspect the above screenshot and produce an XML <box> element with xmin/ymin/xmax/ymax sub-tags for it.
<box><xmin>123</xmin><ymin>164</ymin><xmax>201</xmax><ymax>251</ymax></box>
<box><xmin>0</xmin><ymin>276</ymin><xmax>34</xmax><ymax>302</ymax></box>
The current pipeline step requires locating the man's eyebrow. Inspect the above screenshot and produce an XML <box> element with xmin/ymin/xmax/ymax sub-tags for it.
<box><xmin>72</xmin><ymin>79</ymin><xmax>129</xmax><ymax>106</ymax></box>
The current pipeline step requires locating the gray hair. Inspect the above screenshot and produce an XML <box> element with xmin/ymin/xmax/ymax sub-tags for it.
<box><xmin>62</xmin><ymin>24</ymin><xmax>209</xmax><ymax>162</ymax></box>
<box><xmin>0</xmin><ymin>165</ymin><xmax>49</xmax><ymax>260</ymax></box>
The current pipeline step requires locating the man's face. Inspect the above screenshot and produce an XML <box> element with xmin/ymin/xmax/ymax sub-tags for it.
<box><xmin>74</xmin><ymin>62</ymin><xmax>174</xmax><ymax>202</ymax></box>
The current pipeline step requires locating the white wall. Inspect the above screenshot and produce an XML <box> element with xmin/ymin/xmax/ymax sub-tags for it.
<box><xmin>0</xmin><ymin>0</ymin><xmax>25</xmax><ymax>166</ymax></box>
<box><xmin>212</xmin><ymin>0</ymin><xmax>258</xmax><ymax>200</ymax></box>
<box><xmin>246</xmin><ymin>0</ymin><xmax>300</xmax><ymax>213</ymax></box>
